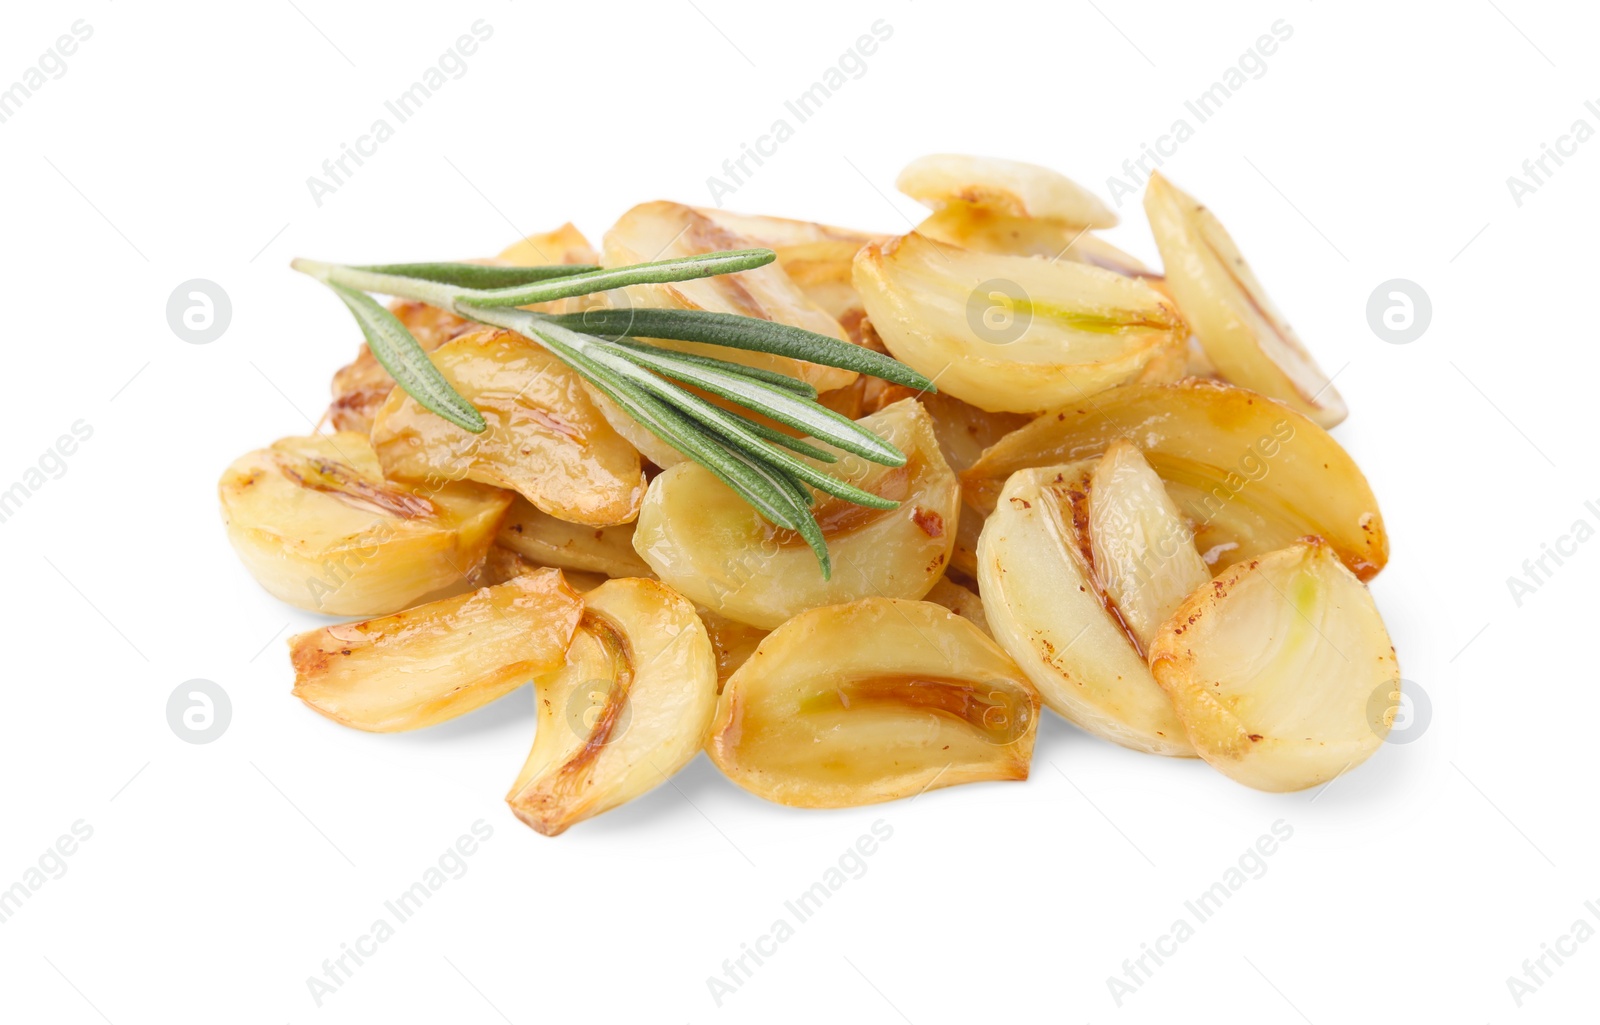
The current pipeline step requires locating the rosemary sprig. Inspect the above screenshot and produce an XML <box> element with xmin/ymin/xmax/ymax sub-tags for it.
<box><xmin>539</xmin><ymin>308</ymin><xmax>929</xmax><ymax>389</ymax></box>
<box><xmin>291</xmin><ymin>248</ymin><xmax>935</xmax><ymax>577</ymax></box>
<box><xmin>326</xmin><ymin>283</ymin><xmax>486</xmax><ymax>433</ymax></box>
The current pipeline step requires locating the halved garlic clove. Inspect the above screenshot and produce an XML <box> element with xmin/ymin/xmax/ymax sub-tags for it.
<box><xmin>949</xmin><ymin>502</ymin><xmax>986</xmax><ymax>580</ymax></box>
<box><xmin>924</xmin><ymin>576</ymin><xmax>992</xmax><ymax>637</ymax></box>
<box><xmin>913</xmin><ymin>205</ymin><xmax>1151</xmax><ymax>276</ymax></box>
<box><xmin>494</xmin><ymin>222</ymin><xmax>599</xmax><ymax>277</ymax></box>
<box><xmin>467</xmin><ymin>546</ymin><xmax>611</xmax><ymax>592</ymax></box>
<box><xmin>690</xmin><ymin>208</ymin><xmax>880</xmax><ymax>250</ymax></box>
<box><xmin>632</xmin><ymin>399</ymin><xmax>960</xmax><ymax>629</ymax></box>
<box><xmin>919</xmin><ymin>385</ymin><xmax>1025</xmax><ymax>577</ymax></box>
<box><xmin>1147</xmin><ymin>539</ymin><xmax>1399</xmax><ymax>791</ymax></box>
<box><xmin>896</xmin><ymin>153</ymin><xmax>1118</xmax><ymax>229</ymax></box>
<box><xmin>496</xmin><ymin>497</ymin><xmax>653</xmax><ymax>579</ymax></box>
<box><xmin>770</xmin><ymin>239</ymin><xmax>874</xmax><ymax>345</ymax></box>
<box><xmin>922</xmin><ymin>391</ymin><xmax>1033</xmax><ymax>475</ymax></box>
<box><xmin>326</xmin><ymin>225</ymin><xmax>597</xmax><ymax>433</ymax></box>
<box><xmin>686</xmin><ymin>210</ymin><xmax>881</xmax><ymax>346</ymax></box>
<box><xmin>290</xmin><ymin>569</ymin><xmax>583</xmax><ymax>732</ymax></box>
<box><xmin>219</xmin><ymin>432</ymin><xmax>511</xmax><ymax>616</ymax></box>
<box><xmin>370</xmin><ymin>327</ymin><xmax>646</xmax><ymax>527</ymax></box>
<box><xmin>1144</xmin><ymin>173</ymin><xmax>1347</xmax><ymax>428</ymax></box>
<box><xmin>327</xmin><ymin>301</ymin><xmax>474</xmax><ymax>433</ymax></box>
<box><xmin>706</xmin><ymin>598</ymin><xmax>1039</xmax><ymax>808</ymax></box>
<box><xmin>601</xmin><ymin>201</ymin><xmax>859</xmax><ymax>393</ymax></box>
<box><xmin>978</xmin><ymin>464</ymin><xmax>1194</xmax><ymax>756</ymax></box>
<box><xmin>853</xmin><ymin>233</ymin><xmax>1187</xmax><ymax>413</ymax></box>
<box><xmin>508</xmin><ymin>578</ymin><xmax>718</xmax><ymax>836</ymax></box>
<box><xmin>698</xmin><ymin>607</ymin><xmax>769</xmax><ymax>693</ymax></box>
<box><xmin>962</xmin><ymin>379</ymin><xmax>1388</xmax><ymax>580</ymax></box>
<box><xmin>466</xmin><ymin>544</ymin><xmax>543</xmax><ymax>588</ymax></box>
<box><xmin>1087</xmin><ymin>440</ymin><xmax>1212</xmax><ymax>654</ymax></box>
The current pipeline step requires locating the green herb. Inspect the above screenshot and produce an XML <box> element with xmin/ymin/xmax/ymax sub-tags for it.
<box><xmin>291</xmin><ymin>249</ymin><xmax>935</xmax><ymax>577</ymax></box>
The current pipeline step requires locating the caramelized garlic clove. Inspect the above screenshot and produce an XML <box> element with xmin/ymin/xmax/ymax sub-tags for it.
<box><xmin>961</xmin><ymin>379</ymin><xmax>1388</xmax><ymax>580</ymax></box>
<box><xmin>912</xmin><ymin>204</ymin><xmax>1151</xmax><ymax>276</ymax></box>
<box><xmin>601</xmin><ymin>200</ymin><xmax>859</xmax><ymax>393</ymax></box>
<box><xmin>923</xmin><ymin>576</ymin><xmax>992</xmax><ymax>637</ymax></box>
<box><xmin>978</xmin><ymin>464</ymin><xmax>1194</xmax><ymax>756</ymax></box>
<box><xmin>370</xmin><ymin>327</ymin><xmax>646</xmax><ymax>527</ymax></box>
<box><xmin>853</xmin><ymin>233</ymin><xmax>1187</xmax><ymax>413</ymax></box>
<box><xmin>896</xmin><ymin>153</ymin><xmax>1118</xmax><ymax>229</ymax></box>
<box><xmin>508</xmin><ymin>578</ymin><xmax>718</xmax><ymax>836</ymax></box>
<box><xmin>327</xmin><ymin>224</ymin><xmax>597</xmax><ymax>432</ymax></box>
<box><xmin>290</xmin><ymin>569</ymin><xmax>582</xmax><ymax>732</ymax></box>
<box><xmin>1148</xmin><ymin>539</ymin><xmax>1399</xmax><ymax>791</ymax></box>
<box><xmin>496</xmin><ymin>497</ymin><xmax>653</xmax><ymax>579</ymax></box>
<box><xmin>219</xmin><ymin>432</ymin><xmax>511</xmax><ymax>616</ymax></box>
<box><xmin>1086</xmin><ymin>440</ymin><xmax>1212</xmax><ymax>653</ymax></box>
<box><xmin>1144</xmin><ymin>172</ymin><xmax>1347</xmax><ymax>427</ymax></box>
<box><xmin>706</xmin><ymin>598</ymin><xmax>1039</xmax><ymax>808</ymax></box>
<box><xmin>632</xmin><ymin>398</ymin><xmax>960</xmax><ymax>629</ymax></box>
<box><xmin>697</xmin><ymin>607</ymin><xmax>769</xmax><ymax>694</ymax></box>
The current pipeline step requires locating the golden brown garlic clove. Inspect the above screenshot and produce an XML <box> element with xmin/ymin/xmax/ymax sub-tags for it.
<box><xmin>508</xmin><ymin>578</ymin><xmax>718</xmax><ymax>835</ymax></box>
<box><xmin>706</xmin><ymin>598</ymin><xmax>1038</xmax><ymax>808</ymax></box>
<box><xmin>291</xmin><ymin>569</ymin><xmax>582</xmax><ymax>732</ymax></box>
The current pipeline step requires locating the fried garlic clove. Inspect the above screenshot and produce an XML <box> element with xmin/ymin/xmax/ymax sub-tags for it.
<box><xmin>633</xmin><ymin>398</ymin><xmax>960</xmax><ymax>629</ymax></box>
<box><xmin>770</xmin><ymin>239</ymin><xmax>875</xmax><ymax>345</ymax></box>
<box><xmin>896</xmin><ymin>153</ymin><xmax>1118</xmax><ymax>229</ymax></box>
<box><xmin>1087</xmin><ymin>440</ymin><xmax>1212</xmax><ymax>654</ymax></box>
<box><xmin>697</xmin><ymin>607</ymin><xmax>769</xmax><ymax>694</ymax></box>
<box><xmin>327</xmin><ymin>300</ymin><xmax>474</xmax><ymax>433</ymax></box>
<box><xmin>370</xmin><ymin>327</ymin><xmax>645</xmax><ymax>527</ymax></box>
<box><xmin>706</xmin><ymin>598</ymin><xmax>1039</xmax><ymax>808</ymax></box>
<box><xmin>978</xmin><ymin>464</ymin><xmax>1194</xmax><ymax>756</ymax></box>
<box><xmin>466</xmin><ymin>544</ymin><xmax>543</xmax><ymax>588</ymax></box>
<box><xmin>961</xmin><ymin>379</ymin><xmax>1388</xmax><ymax>580</ymax></box>
<box><xmin>508</xmin><ymin>578</ymin><xmax>718</xmax><ymax>836</ymax></box>
<box><xmin>1144</xmin><ymin>172</ymin><xmax>1347</xmax><ymax>428</ymax></box>
<box><xmin>601</xmin><ymin>201</ymin><xmax>859</xmax><ymax>393</ymax></box>
<box><xmin>496</xmin><ymin>497</ymin><xmax>653</xmax><ymax>579</ymax></box>
<box><xmin>687</xmin><ymin>210</ymin><xmax>883</xmax><ymax>346</ymax></box>
<box><xmin>1148</xmin><ymin>539</ymin><xmax>1399</xmax><ymax>791</ymax></box>
<box><xmin>689</xmin><ymin>208</ymin><xmax>880</xmax><ymax>250</ymax></box>
<box><xmin>495</xmin><ymin>222</ymin><xmax>599</xmax><ymax>276</ymax></box>
<box><xmin>917</xmin><ymin>383</ymin><xmax>1026</xmax><ymax>582</ymax></box>
<box><xmin>923</xmin><ymin>576</ymin><xmax>992</xmax><ymax>637</ymax></box>
<box><xmin>219</xmin><ymin>433</ymin><xmax>511</xmax><ymax>616</ymax></box>
<box><xmin>290</xmin><ymin>569</ymin><xmax>582</xmax><ymax>732</ymax></box>
<box><xmin>466</xmin><ymin>546</ymin><xmax>613</xmax><ymax>592</ymax></box>
<box><xmin>949</xmin><ymin>502</ymin><xmax>986</xmax><ymax>580</ymax></box>
<box><xmin>326</xmin><ymin>225</ymin><xmax>596</xmax><ymax>432</ymax></box>
<box><xmin>853</xmin><ymin>233</ymin><xmax>1187</xmax><ymax>413</ymax></box>
<box><xmin>922</xmin><ymin>391</ymin><xmax>1033</xmax><ymax>475</ymax></box>
<box><xmin>913</xmin><ymin>205</ymin><xmax>1150</xmax><ymax>276</ymax></box>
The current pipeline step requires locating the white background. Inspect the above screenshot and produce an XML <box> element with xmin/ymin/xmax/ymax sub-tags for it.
<box><xmin>1</xmin><ymin>0</ymin><xmax>1594</xmax><ymax>1021</ymax></box>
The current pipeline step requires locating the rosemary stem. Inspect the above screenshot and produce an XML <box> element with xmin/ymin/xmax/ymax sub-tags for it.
<box><xmin>291</xmin><ymin>258</ymin><xmax>466</xmax><ymax>310</ymax></box>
